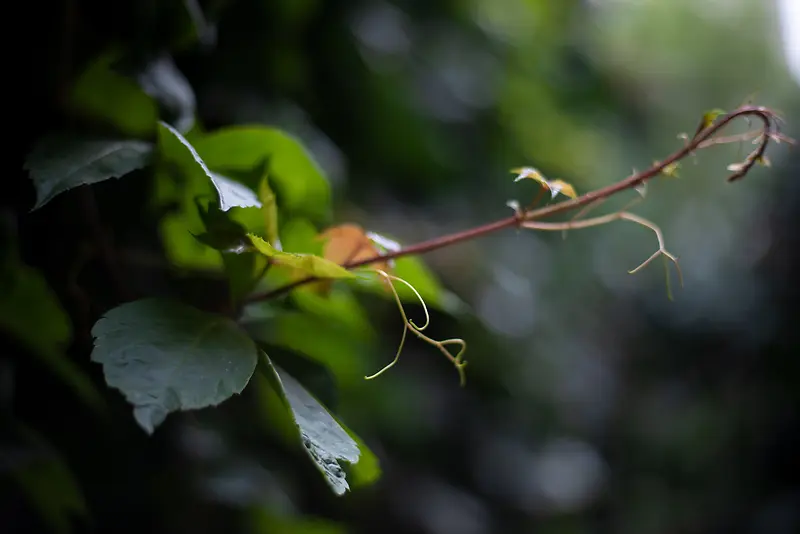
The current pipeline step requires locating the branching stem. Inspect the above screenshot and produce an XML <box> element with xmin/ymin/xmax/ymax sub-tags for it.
<box><xmin>245</xmin><ymin>105</ymin><xmax>784</xmax><ymax>304</ymax></box>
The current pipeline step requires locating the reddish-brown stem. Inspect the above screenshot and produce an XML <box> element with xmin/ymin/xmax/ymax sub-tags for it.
<box><xmin>244</xmin><ymin>105</ymin><xmax>782</xmax><ymax>305</ymax></box>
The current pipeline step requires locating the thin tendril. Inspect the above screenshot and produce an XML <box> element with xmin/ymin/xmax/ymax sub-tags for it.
<box><xmin>364</xmin><ymin>269</ymin><xmax>467</xmax><ymax>386</ymax></box>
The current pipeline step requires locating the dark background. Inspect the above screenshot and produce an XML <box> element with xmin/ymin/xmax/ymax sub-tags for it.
<box><xmin>4</xmin><ymin>1</ymin><xmax>800</xmax><ymax>533</ymax></box>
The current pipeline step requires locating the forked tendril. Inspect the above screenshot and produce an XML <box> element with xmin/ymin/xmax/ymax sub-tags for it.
<box><xmin>364</xmin><ymin>269</ymin><xmax>468</xmax><ymax>386</ymax></box>
<box><xmin>522</xmin><ymin>211</ymin><xmax>683</xmax><ymax>300</ymax></box>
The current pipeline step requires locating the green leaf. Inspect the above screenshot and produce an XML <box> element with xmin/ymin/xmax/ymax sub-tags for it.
<box><xmin>355</xmin><ymin>255</ymin><xmax>468</xmax><ymax>314</ymax></box>
<box><xmin>10</xmin><ymin>423</ymin><xmax>88</xmax><ymax>534</ymax></box>
<box><xmin>25</xmin><ymin>134</ymin><xmax>153</xmax><ymax>210</ymax></box>
<box><xmin>90</xmin><ymin>298</ymin><xmax>258</xmax><ymax>434</ymax></box>
<box><xmin>68</xmin><ymin>52</ymin><xmax>159</xmax><ymax>138</ymax></box>
<box><xmin>260</xmin><ymin>355</ymin><xmax>361</xmax><ymax>495</ymax></box>
<box><xmin>701</xmin><ymin>108</ymin><xmax>726</xmax><ymax>130</ymax></box>
<box><xmin>250</xmin><ymin>509</ymin><xmax>346</xmax><ymax>534</ymax></box>
<box><xmin>0</xmin><ymin>253</ymin><xmax>103</xmax><ymax>409</ymax></box>
<box><xmin>248</xmin><ymin>234</ymin><xmax>355</xmax><ymax>280</ymax></box>
<box><xmin>334</xmin><ymin>416</ymin><xmax>381</xmax><ymax>488</ymax></box>
<box><xmin>192</xmin><ymin>127</ymin><xmax>331</xmax><ymax>222</ymax></box>
<box><xmin>136</xmin><ymin>55</ymin><xmax>196</xmax><ymax>134</ymax></box>
<box><xmin>158</xmin><ymin>122</ymin><xmax>262</xmax><ymax>211</ymax></box>
<box><xmin>259</xmin><ymin>176</ymin><xmax>281</xmax><ymax>248</ymax></box>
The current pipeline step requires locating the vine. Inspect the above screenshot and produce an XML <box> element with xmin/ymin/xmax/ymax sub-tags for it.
<box><xmin>246</xmin><ymin>105</ymin><xmax>790</xmax><ymax>304</ymax></box>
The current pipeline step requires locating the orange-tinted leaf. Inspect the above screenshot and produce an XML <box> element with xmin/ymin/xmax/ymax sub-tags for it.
<box><xmin>318</xmin><ymin>224</ymin><xmax>391</xmax><ymax>274</ymax></box>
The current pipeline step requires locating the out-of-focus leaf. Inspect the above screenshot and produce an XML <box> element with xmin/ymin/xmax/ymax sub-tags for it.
<box><xmin>259</xmin><ymin>355</ymin><xmax>363</xmax><ymax>496</ymax></box>
<box><xmin>318</xmin><ymin>224</ymin><xmax>391</xmax><ymax>273</ymax></box>
<box><xmin>10</xmin><ymin>423</ymin><xmax>88</xmax><ymax>534</ymax></box>
<box><xmin>334</xmin><ymin>416</ymin><xmax>381</xmax><ymax>488</ymax></box>
<box><xmin>192</xmin><ymin>127</ymin><xmax>331</xmax><ymax>222</ymax></box>
<box><xmin>137</xmin><ymin>55</ymin><xmax>196</xmax><ymax>134</ymax></box>
<box><xmin>700</xmin><ymin>108</ymin><xmax>726</xmax><ymax>130</ymax></box>
<box><xmin>69</xmin><ymin>52</ymin><xmax>159</xmax><ymax>138</ymax></box>
<box><xmin>353</xmin><ymin>254</ymin><xmax>467</xmax><ymax>315</ymax></box>
<box><xmin>248</xmin><ymin>234</ymin><xmax>355</xmax><ymax>280</ymax></box>
<box><xmin>0</xmin><ymin>251</ymin><xmax>103</xmax><ymax>409</ymax></box>
<box><xmin>244</xmin><ymin>310</ymin><xmax>371</xmax><ymax>386</ymax></box>
<box><xmin>25</xmin><ymin>134</ymin><xmax>152</xmax><ymax>210</ymax></box>
<box><xmin>259</xmin><ymin>177</ymin><xmax>281</xmax><ymax>249</ymax></box>
<box><xmin>158</xmin><ymin>122</ymin><xmax>262</xmax><ymax>211</ymax></box>
<box><xmin>194</xmin><ymin>202</ymin><xmax>267</xmax><ymax>303</ymax></box>
<box><xmin>660</xmin><ymin>161</ymin><xmax>681</xmax><ymax>178</ymax></box>
<box><xmin>250</xmin><ymin>509</ymin><xmax>346</xmax><ymax>534</ymax></box>
<box><xmin>511</xmin><ymin>167</ymin><xmax>577</xmax><ymax>199</ymax></box>
<box><xmin>90</xmin><ymin>298</ymin><xmax>258</xmax><ymax>434</ymax></box>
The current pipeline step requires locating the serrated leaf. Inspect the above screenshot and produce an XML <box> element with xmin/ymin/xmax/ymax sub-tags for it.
<box><xmin>192</xmin><ymin>127</ymin><xmax>331</xmax><ymax>222</ymax></box>
<box><xmin>248</xmin><ymin>234</ymin><xmax>355</xmax><ymax>280</ymax></box>
<box><xmin>158</xmin><ymin>122</ymin><xmax>261</xmax><ymax>211</ymax></box>
<box><xmin>24</xmin><ymin>134</ymin><xmax>152</xmax><ymax>210</ymax></box>
<box><xmin>68</xmin><ymin>52</ymin><xmax>159</xmax><ymax>138</ymax></box>
<box><xmin>137</xmin><ymin>55</ymin><xmax>196</xmax><ymax>134</ymax></box>
<box><xmin>260</xmin><ymin>355</ymin><xmax>361</xmax><ymax>495</ymax></box>
<box><xmin>90</xmin><ymin>298</ymin><xmax>258</xmax><ymax>434</ymax></box>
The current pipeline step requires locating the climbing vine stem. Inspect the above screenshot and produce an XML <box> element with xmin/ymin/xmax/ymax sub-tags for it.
<box><xmin>245</xmin><ymin>105</ymin><xmax>790</xmax><ymax>304</ymax></box>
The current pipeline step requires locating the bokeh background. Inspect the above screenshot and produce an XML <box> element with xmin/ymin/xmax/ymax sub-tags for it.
<box><xmin>6</xmin><ymin>0</ymin><xmax>800</xmax><ymax>533</ymax></box>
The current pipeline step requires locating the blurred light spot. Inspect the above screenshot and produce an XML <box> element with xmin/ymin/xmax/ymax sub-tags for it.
<box><xmin>533</xmin><ymin>438</ymin><xmax>607</xmax><ymax>512</ymax></box>
<box><xmin>476</xmin><ymin>266</ymin><xmax>536</xmax><ymax>338</ymax></box>
<box><xmin>778</xmin><ymin>0</ymin><xmax>800</xmax><ymax>85</ymax></box>
<box><xmin>472</xmin><ymin>434</ymin><xmax>606</xmax><ymax>514</ymax></box>
<box><xmin>400</xmin><ymin>476</ymin><xmax>491</xmax><ymax>534</ymax></box>
<box><xmin>350</xmin><ymin>2</ymin><xmax>411</xmax><ymax>71</ymax></box>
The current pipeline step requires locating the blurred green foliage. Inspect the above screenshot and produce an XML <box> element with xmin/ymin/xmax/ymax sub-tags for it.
<box><xmin>4</xmin><ymin>1</ymin><xmax>800</xmax><ymax>534</ymax></box>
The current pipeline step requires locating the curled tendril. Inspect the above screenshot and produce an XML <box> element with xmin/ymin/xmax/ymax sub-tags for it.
<box><xmin>365</xmin><ymin>269</ymin><xmax>468</xmax><ymax>386</ymax></box>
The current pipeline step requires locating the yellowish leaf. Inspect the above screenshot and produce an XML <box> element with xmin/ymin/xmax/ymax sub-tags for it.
<box><xmin>248</xmin><ymin>234</ymin><xmax>355</xmax><ymax>280</ymax></box>
<box><xmin>511</xmin><ymin>167</ymin><xmax>578</xmax><ymax>200</ymax></box>
<box><xmin>547</xmin><ymin>179</ymin><xmax>577</xmax><ymax>199</ymax></box>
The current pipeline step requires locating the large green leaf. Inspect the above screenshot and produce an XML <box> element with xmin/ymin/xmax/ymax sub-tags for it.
<box><xmin>24</xmin><ymin>134</ymin><xmax>153</xmax><ymax>210</ymax></box>
<box><xmin>192</xmin><ymin>127</ymin><xmax>331</xmax><ymax>222</ymax></box>
<box><xmin>0</xmin><ymin>253</ymin><xmax>103</xmax><ymax>409</ymax></box>
<box><xmin>68</xmin><ymin>52</ymin><xmax>159</xmax><ymax>138</ymax></box>
<box><xmin>259</xmin><ymin>355</ymin><xmax>365</xmax><ymax>496</ymax></box>
<box><xmin>90</xmin><ymin>298</ymin><xmax>258</xmax><ymax>434</ymax></box>
<box><xmin>136</xmin><ymin>55</ymin><xmax>196</xmax><ymax>134</ymax></box>
<box><xmin>158</xmin><ymin>122</ymin><xmax>262</xmax><ymax>211</ymax></box>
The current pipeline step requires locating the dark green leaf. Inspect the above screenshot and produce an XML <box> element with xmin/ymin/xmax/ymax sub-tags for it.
<box><xmin>25</xmin><ymin>134</ymin><xmax>153</xmax><ymax>210</ymax></box>
<box><xmin>0</xmin><ymin>253</ymin><xmax>103</xmax><ymax>409</ymax></box>
<box><xmin>158</xmin><ymin>122</ymin><xmax>262</xmax><ymax>211</ymax></box>
<box><xmin>9</xmin><ymin>422</ymin><xmax>88</xmax><ymax>534</ymax></box>
<box><xmin>193</xmin><ymin>127</ymin><xmax>331</xmax><ymax>222</ymax></box>
<box><xmin>69</xmin><ymin>52</ymin><xmax>159</xmax><ymax>138</ymax></box>
<box><xmin>137</xmin><ymin>55</ymin><xmax>196</xmax><ymax>134</ymax></box>
<box><xmin>260</xmin><ymin>355</ymin><xmax>361</xmax><ymax>495</ymax></box>
<box><xmin>90</xmin><ymin>298</ymin><xmax>258</xmax><ymax>434</ymax></box>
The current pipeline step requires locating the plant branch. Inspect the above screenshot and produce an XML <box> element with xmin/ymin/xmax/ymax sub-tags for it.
<box><xmin>244</xmin><ymin>105</ymin><xmax>783</xmax><ymax>304</ymax></box>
